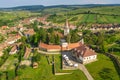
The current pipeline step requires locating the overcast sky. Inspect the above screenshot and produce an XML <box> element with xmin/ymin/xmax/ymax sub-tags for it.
<box><xmin>0</xmin><ymin>0</ymin><xmax>120</xmax><ymax>8</ymax></box>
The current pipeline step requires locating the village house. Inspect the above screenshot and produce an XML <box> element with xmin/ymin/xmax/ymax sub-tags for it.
<box><xmin>1</xmin><ymin>26</ymin><xmax>9</xmax><ymax>30</ymax></box>
<box><xmin>20</xmin><ymin>18</ymin><xmax>33</xmax><ymax>25</ymax></box>
<box><xmin>9</xmin><ymin>42</ymin><xmax>21</xmax><ymax>55</ymax></box>
<box><xmin>39</xmin><ymin>41</ymin><xmax>82</xmax><ymax>52</ymax></box>
<box><xmin>39</xmin><ymin>39</ymin><xmax>97</xmax><ymax>64</ymax></box>
<box><xmin>90</xmin><ymin>24</ymin><xmax>120</xmax><ymax>31</ymax></box>
<box><xmin>39</xmin><ymin>42</ymin><xmax>61</xmax><ymax>52</ymax></box>
<box><xmin>23</xmin><ymin>47</ymin><xmax>31</xmax><ymax>59</ymax></box>
<box><xmin>72</xmin><ymin>43</ymin><xmax>97</xmax><ymax>64</ymax></box>
<box><xmin>69</xmin><ymin>25</ymin><xmax>77</xmax><ymax>30</ymax></box>
<box><xmin>24</xmin><ymin>29</ymin><xmax>35</xmax><ymax>37</ymax></box>
<box><xmin>20</xmin><ymin>60</ymin><xmax>32</xmax><ymax>66</ymax></box>
<box><xmin>9</xmin><ymin>27</ymin><xmax>18</xmax><ymax>32</ymax></box>
<box><xmin>7</xmin><ymin>34</ymin><xmax>21</xmax><ymax>45</ymax></box>
<box><xmin>9</xmin><ymin>45</ymin><xmax>18</xmax><ymax>55</ymax></box>
<box><xmin>0</xmin><ymin>30</ymin><xmax>7</xmax><ymax>35</ymax></box>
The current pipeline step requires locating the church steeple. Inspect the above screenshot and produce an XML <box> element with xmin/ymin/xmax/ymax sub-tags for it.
<box><xmin>64</xmin><ymin>19</ymin><xmax>70</xmax><ymax>36</ymax></box>
<box><xmin>66</xmin><ymin>19</ymin><xmax>69</xmax><ymax>28</ymax></box>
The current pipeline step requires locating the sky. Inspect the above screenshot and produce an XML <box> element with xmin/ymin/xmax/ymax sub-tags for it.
<box><xmin>0</xmin><ymin>0</ymin><xmax>120</xmax><ymax>8</ymax></box>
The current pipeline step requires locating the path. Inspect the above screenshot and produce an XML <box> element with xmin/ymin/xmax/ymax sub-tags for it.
<box><xmin>62</xmin><ymin>51</ymin><xmax>94</xmax><ymax>80</ymax></box>
<box><xmin>18</xmin><ymin>31</ymin><xmax>24</xmax><ymax>36</ymax></box>
<box><xmin>78</xmin><ymin>64</ymin><xmax>94</xmax><ymax>80</ymax></box>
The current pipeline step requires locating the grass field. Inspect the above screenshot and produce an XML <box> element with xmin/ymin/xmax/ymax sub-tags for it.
<box><xmin>85</xmin><ymin>54</ymin><xmax>120</xmax><ymax>80</ymax></box>
<box><xmin>47</xmin><ymin>6</ymin><xmax>120</xmax><ymax>26</ymax></box>
<box><xmin>0</xmin><ymin>11</ymin><xmax>41</xmax><ymax>27</ymax></box>
<box><xmin>48</xmin><ymin>13</ymin><xmax>120</xmax><ymax>26</ymax></box>
<box><xmin>18</xmin><ymin>54</ymin><xmax>87</xmax><ymax>80</ymax></box>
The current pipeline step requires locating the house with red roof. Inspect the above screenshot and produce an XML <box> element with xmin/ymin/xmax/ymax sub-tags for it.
<box><xmin>24</xmin><ymin>29</ymin><xmax>35</xmax><ymax>37</ymax></box>
<box><xmin>39</xmin><ymin>42</ymin><xmax>61</xmax><ymax>52</ymax></box>
<box><xmin>23</xmin><ymin>47</ymin><xmax>31</xmax><ymax>59</ymax></box>
<box><xmin>7</xmin><ymin>34</ymin><xmax>21</xmax><ymax>45</ymax></box>
<box><xmin>72</xmin><ymin>44</ymin><xmax>97</xmax><ymax>64</ymax></box>
<box><xmin>39</xmin><ymin>40</ymin><xmax>97</xmax><ymax>64</ymax></box>
<box><xmin>1</xmin><ymin>26</ymin><xmax>9</xmax><ymax>30</ymax></box>
<box><xmin>9</xmin><ymin>42</ymin><xmax>21</xmax><ymax>55</ymax></box>
<box><xmin>9</xmin><ymin>45</ymin><xmax>18</xmax><ymax>55</ymax></box>
<box><xmin>39</xmin><ymin>42</ymin><xmax>82</xmax><ymax>52</ymax></box>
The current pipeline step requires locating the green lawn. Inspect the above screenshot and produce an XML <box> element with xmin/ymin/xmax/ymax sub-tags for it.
<box><xmin>0</xmin><ymin>55</ymin><xmax>17</xmax><ymax>71</ymax></box>
<box><xmin>85</xmin><ymin>54</ymin><xmax>120</xmax><ymax>80</ymax></box>
<box><xmin>86</xmin><ymin>14</ymin><xmax>96</xmax><ymax>23</ymax></box>
<box><xmin>18</xmin><ymin>54</ymin><xmax>87</xmax><ymax>80</ymax></box>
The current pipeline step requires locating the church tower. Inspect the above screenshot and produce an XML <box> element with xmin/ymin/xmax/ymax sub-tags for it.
<box><xmin>64</xmin><ymin>19</ymin><xmax>70</xmax><ymax>36</ymax></box>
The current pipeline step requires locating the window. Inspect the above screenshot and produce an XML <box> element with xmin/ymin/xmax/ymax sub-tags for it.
<box><xmin>87</xmin><ymin>57</ymin><xmax>89</xmax><ymax>60</ymax></box>
<box><xmin>77</xmin><ymin>50</ymin><xmax>80</xmax><ymax>53</ymax></box>
<box><xmin>89</xmin><ymin>57</ymin><xmax>91</xmax><ymax>59</ymax></box>
<box><xmin>74</xmin><ymin>48</ymin><xmax>76</xmax><ymax>51</ymax></box>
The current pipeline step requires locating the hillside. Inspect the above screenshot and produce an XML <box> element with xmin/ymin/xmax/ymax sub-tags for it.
<box><xmin>1</xmin><ymin>4</ymin><xmax>120</xmax><ymax>11</ymax></box>
<box><xmin>1</xmin><ymin>4</ymin><xmax>120</xmax><ymax>27</ymax></box>
<box><xmin>46</xmin><ymin>6</ymin><xmax>120</xmax><ymax>26</ymax></box>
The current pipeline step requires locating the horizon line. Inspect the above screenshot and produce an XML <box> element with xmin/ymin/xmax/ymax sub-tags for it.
<box><xmin>1</xmin><ymin>3</ymin><xmax>120</xmax><ymax>8</ymax></box>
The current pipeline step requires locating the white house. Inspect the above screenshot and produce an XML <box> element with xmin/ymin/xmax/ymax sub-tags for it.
<box><xmin>72</xmin><ymin>44</ymin><xmax>97</xmax><ymax>64</ymax></box>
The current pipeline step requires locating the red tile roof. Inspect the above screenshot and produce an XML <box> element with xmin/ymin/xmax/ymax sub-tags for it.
<box><xmin>24</xmin><ymin>29</ymin><xmax>35</xmax><ymax>35</ymax></box>
<box><xmin>39</xmin><ymin>42</ymin><xmax>61</xmax><ymax>50</ymax></box>
<box><xmin>1</xmin><ymin>26</ymin><xmax>8</xmax><ymax>29</ymax></box>
<box><xmin>24</xmin><ymin>47</ymin><xmax>31</xmax><ymax>59</ymax></box>
<box><xmin>10</xmin><ymin>45</ymin><xmax>17</xmax><ymax>52</ymax></box>
<box><xmin>39</xmin><ymin>42</ymin><xmax>82</xmax><ymax>51</ymax></box>
<box><xmin>39</xmin><ymin>42</ymin><xmax>96</xmax><ymax>57</ymax></box>
<box><xmin>74</xmin><ymin>45</ymin><xmax>96</xmax><ymax>57</ymax></box>
<box><xmin>68</xmin><ymin>43</ymin><xmax>82</xmax><ymax>49</ymax></box>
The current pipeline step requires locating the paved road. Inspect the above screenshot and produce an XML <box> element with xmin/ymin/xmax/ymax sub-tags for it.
<box><xmin>18</xmin><ymin>31</ymin><xmax>24</xmax><ymax>36</ymax></box>
<box><xmin>62</xmin><ymin>51</ymin><xmax>94</xmax><ymax>80</ymax></box>
<box><xmin>78</xmin><ymin>64</ymin><xmax>94</xmax><ymax>80</ymax></box>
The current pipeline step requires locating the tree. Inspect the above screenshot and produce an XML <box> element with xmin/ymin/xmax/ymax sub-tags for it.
<box><xmin>66</xmin><ymin>34</ymin><xmax>71</xmax><ymax>43</ymax></box>
<box><xmin>32</xmin><ymin>51</ymin><xmax>41</xmax><ymax>63</ymax></box>
<box><xmin>96</xmin><ymin>32</ymin><xmax>104</xmax><ymax>52</ymax></box>
<box><xmin>38</xmin><ymin>28</ymin><xmax>47</xmax><ymax>43</ymax></box>
<box><xmin>45</xmin><ymin>34</ymin><xmax>49</xmax><ymax>44</ymax></box>
<box><xmin>70</xmin><ymin>30</ymin><xmax>80</xmax><ymax>43</ymax></box>
<box><xmin>20</xmin><ymin>36</ymin><xmax>27</xmax><ymax>44</ymax></box>
<box><xmin>55</xmin><ymin>34</ymin><xmax>60</xmax><ymax>45</ymax></box>
<box><xmin>33</xmin><ymin>20</ymin><xmax>38</xmax><ymax>31</ymax></box>
<box><xmin>99</xmin><ymin>68</ymin><xmax>113</xmax><ymax>80</ymax></box>
<box><xmin>0</xmin><ymin>71</ymin><xmax>3</xmax><ymax>80</ymax></box>
<box><xmin>49</xmin><ymin>33</ymin><xmax>55</xmax><ymax>44</ymax></box>
<box><xmin>33</xmin><ymin>33</ymin><xmax>40</xmax><ymax>46</ymax></box>
<box><xmin>102</xmin><ymin>41</ymin><xmax>108</xmax><ymax>53</ymax></box>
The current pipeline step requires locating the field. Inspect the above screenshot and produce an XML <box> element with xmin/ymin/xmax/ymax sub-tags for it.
<box><xmin>17</xmin><ymin>54</ymin><xmax>87</xmax><ymax>80</ymax></box>
<box><xmin>47</xmin><ymin>13</ymin><xmax>120</xmax><ymax>26</ymax></box>
<box><xmin>0</xmin><ymin>5</ymin><xmax>120</xmax><ymax>80</ymax></box>
<box><xmin>0</xmin><ymin>11</ymin><xmax>40</xmax><ymax>26</ymax></box>
<box><xmin>1</xmin><ymin>6</ymin><xmax>120</xmax><ymax>27</ymax></box>
<box><xmin>47</xmin><ymin>6</ymin><xmax>120</xmax><ymax>26</ymax></box>
<box><xmin>85</xmin><ymin>54</ymin><xmax>120</xmax><ymax>80</ymax></box>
